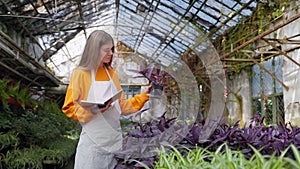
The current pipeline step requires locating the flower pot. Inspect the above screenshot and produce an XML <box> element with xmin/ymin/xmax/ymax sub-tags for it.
<box><xmin>43</xmin><ymin>159</ymin><xmax>59</xmax><ymax>169</ymax></box>
<box><xmin>151</xmin><ymin>84</ymin><xmax>164</xmax><ymax>97</ymax></box>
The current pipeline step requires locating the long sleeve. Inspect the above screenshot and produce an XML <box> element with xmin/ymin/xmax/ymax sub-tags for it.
<box><xmin>62</xmin><ymin>67</ymin><xmax>149</xmax><ymax>122</ymax></box>
<box><xmin>62</xmin><ymin>69</ymin><xmax>94</xmax><ymax>122</ymax></box>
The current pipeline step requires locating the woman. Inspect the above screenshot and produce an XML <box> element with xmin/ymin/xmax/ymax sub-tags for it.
<box><xmin>62</xmin><ymin>30</ymin><xmax>150</xmax><ymax>169</ymax></box>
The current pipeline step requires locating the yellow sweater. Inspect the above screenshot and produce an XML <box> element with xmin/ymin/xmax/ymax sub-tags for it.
<box><xmin>62</xmin><ymin>67</ymin><xmax>149</xmax><ymax>122</ymax></box>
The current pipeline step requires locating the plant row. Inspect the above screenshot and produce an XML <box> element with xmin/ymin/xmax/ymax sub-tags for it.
<box><xmin>115</xmin><ymin>113</ymin><xmax>300</xmax><ymax>168</ymax></box>
<box><xmin>153</xmin><ymin>143</ymin><xmax>300</xmax><ymax>169</ymax></box>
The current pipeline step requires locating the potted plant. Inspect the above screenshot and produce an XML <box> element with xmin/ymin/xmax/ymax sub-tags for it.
<box><xmin>128</xmin><ymin>65</ymin><xmax>172</xmax><ymax>96</ymax></box>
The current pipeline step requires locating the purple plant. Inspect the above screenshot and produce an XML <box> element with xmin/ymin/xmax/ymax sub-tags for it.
<box><xmin>187</xmin><ymin>114</ymin><xmax>300</xmax><ymax>159</ymax></box>
<box><xmin>114</xmin><ymin>112</ymin><xmax>177</xmax><ymax>168</ymax></box>
<box><xmin>115</xmin><ymin>113</ymin><xmax>300</xmax><ymax>168</ymax></box>
<box><xmin>128</xmin><ymin>65</ymin><xmax>172</xmax><ymax>86</ymax></box>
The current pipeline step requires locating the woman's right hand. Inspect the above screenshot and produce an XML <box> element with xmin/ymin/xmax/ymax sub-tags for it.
<box><xmin>99</xmin><ymin>99</ymin><xmax>113</xmax><ymax>113</ymax></box>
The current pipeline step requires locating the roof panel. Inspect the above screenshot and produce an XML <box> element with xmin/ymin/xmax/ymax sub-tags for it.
<box><xmin>0</xmin><ymin>0</ymin><xmax>260</xmax><ymax>82</ymax></box>
<box><xmin>157</xmin><ymin>4</ymin><xmax>181</xmax><ymax>19</ymax></box>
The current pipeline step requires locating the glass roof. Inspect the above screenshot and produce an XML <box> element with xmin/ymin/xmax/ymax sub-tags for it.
<box><xmin>0</xmin><ymin>0</ymin><xmax>258</xmax><ymax>84</ymax></box>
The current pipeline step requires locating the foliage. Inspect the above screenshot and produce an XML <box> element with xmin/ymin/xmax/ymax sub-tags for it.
<box><xmin>45</xmin><ymin>137</ymin><xmax>78</xmax><ymax>163</ymax></box>
<box><xmin>0</xmin><ymin>132</ymin><xmax>19</xmax><ymax>151</ymax></box>
<box><xmin>154</xmin><ymin>143</ymin><xmax>300</xmax><ymax>169</ymax></box>
<box><xmin>2</xmin><ymin>137</ymin><xmax>77</xmax><ymax>169</ymax></box>
<box><xmin>115</xmin><ymin>112</ymin><xmax>176</xmax><ymax>169</ymax></box>
<box><xmin>116</xmin><ymin>113</ymin><xmax>300</xmax><ymax>168</ymax></box>
<box><xmin>183</xmin><ymin>114</ymin><xmax>300</xmax><ymax>160</ymax></box>
<box><xmin>7</xmin><ymin>100</ymin><xmax>79</xmax><ymax>148</ymax></box>
<box><xmin>2</xmin><ymin>146</ymin><xmax>44</xmax><ymax>169</ymax></box>
<box><xmin>128</xmin><ymin>64</ymin><xmax>173</xmax><ymax>86</ymax></box>
<box><xmin>213</xmin><ymin>1</ymin><xmax>290</xmax><ymax>74</ymax></box>
<box><xmin>0</xmin><ymin>79</ymin><xmax>10</xmax><ymax>109</ymax></box>
<box><xmin>124</xmin><ymin>112</ymin><xmax>176</xmax><ymax>138</ymax></box>
<box><xmin>0</xmin><ymin>78</ymin><xmax>80</xmax><ymax>168</ymax></box>
<box><xmin>0</xmin><ymin>78</ymin><xmax>38</xmax><ymax>110</ymax></box>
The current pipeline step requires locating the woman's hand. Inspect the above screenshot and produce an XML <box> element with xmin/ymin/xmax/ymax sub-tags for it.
<box><xmin>89</xmin><ymin>99</ymin><xmax>113</xmax><ymax>113</ymax></box>
<box><xmin>98</xmin><ymin>99</ymin><xmax>113</xmax><ymax>113</ymax></box>
<box><xmin>146</xmin><ymin>84</ymin><xmax>152</xmax><ymax>95</ymax></box>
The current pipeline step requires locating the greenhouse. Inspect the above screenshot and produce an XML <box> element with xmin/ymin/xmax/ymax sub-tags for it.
<box><xmin>1</xmin><ymin>0</ymin><xmax>300</xmax><ymax>168</ymax></box>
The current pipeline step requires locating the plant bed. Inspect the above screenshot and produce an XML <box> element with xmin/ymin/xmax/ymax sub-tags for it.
<box><xmin>1</xmin><ymin>136</ymin><xmax>78</xmax><ymax>169</ymax></box>
<box><xmin>154</xmin><ymin>143</ymin><xmax>300</xmax><ymax>169</ymax></box>
<box><xmin>115</xmin><ymin>114</ymin><xmax>300</xmax><ymax>168</ymax></box>
<box><xmin>0</xmin><ymin>78</ymin><xmax>80</xmax><ymax>169</ymax></box>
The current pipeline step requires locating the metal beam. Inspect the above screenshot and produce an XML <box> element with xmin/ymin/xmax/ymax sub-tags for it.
<box><xmin>0</xmin><ymin>0</ymin><xmax>52</xmax><ymax>61</ymax></box>
<box><xmin>151</xmin><ymin>0</ymin><xmax>206</xmax><ymax>60</ymax></box>
<box><xmin>220</xmin><ymin>12</ymin><xmax>300</xmax><ymax>60</ymax></box>
<box><xmin>207</xmin><ymin>0</ymin><xmax>256</xmax><ymax>38</ymax></box>
<box><xmin>262</xmin><ymin>38</ymin><xmax>300</xmax><ymax>67</ymax></box>
<box><xmin>222</xmin><ymin>58</ymin><xmax>260</xmax><ymax>62</ymax></box>
<box><xmin>243</xmin><ymin>52</ymin><xmax>289</xmax><ymax>91</ymax></box>
<box><xmin>0</xmin><ymin>60</ymin><xmax>43</xmax><ymax>87</ymax></box>
<box><xmin>132</xmin><ymin>0</ymin><xmax>157</xmax><ymax>51</ymax></box>
<box><xmin>76</xmin><ymin>0</ymin><xmax>87</xmax><ymax>39</ymax></box>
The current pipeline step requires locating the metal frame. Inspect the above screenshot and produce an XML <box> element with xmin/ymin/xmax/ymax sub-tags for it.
<box><xmin>0</xmin><ymin>0</ymin><xmax>298</xmax><ymax>91</ymax></box>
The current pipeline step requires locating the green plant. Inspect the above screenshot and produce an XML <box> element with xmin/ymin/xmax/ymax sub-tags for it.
<box><xmin>0</xmin><ymin>78</ymin><xmax>80</xmax><ymax>168</ymax></box>
<box><xmin>0</xmin><ymin>79</ymin><xmax>37</xmax><ymax>110</ymax></box>
<box><xmin>0</xmin><ymin>132</ymin><xmax>19</xmax><ymax>151</ymax></box>
<box><xmin>155</xmin><ymin>145</ymin><xmax>212</xmax><ymax>168</ymax></box>
<box><xmin>283</xmin><ymin>144</ymin><xmax>300</xmax><ymax>169</ymax></box>
<box><xmin>154</xmin><ymin>143</ymin><xmax>299</xmax><ymax>169</ymax></box>
<box><xmin>44</xmin><ymin>136</ymin><xmax>78</xmax><ymax>165</ymax></box>
<box><xmin>1</xmin><ymin>136</ymin><xmax>78</xmax><ymax>169</ymax></box>
<box><xmin>15</xmin><ymin>87</ymin><xmax>36</xmax><ymax>109</ymax></box>
<box><xmin>7</xmin><ymin>81</ymin><xmax>20</xmax><ymax>98</ymax></box>
<box><xmin>2</xmin><ymin>146</ymin><xmax>44</xmax><ymax>169</ymax></box>
<box><xmin>0</xmin><ymin>79</ymin><xmax>10</xmax><ymax>110</ymax></box>
<box><xmin>0</xmin><ymin>110</ymin><xmax>14</xmax><ymax>131</ymax></box>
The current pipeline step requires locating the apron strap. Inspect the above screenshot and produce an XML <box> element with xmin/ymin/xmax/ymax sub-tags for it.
<box><xmin>92</xmin><ymin>67</ymin><xmax>112</xmax><ymax>81</ymax></box>
<box><xmin>91</xmin><ymin>69</ymin><xmax>96</xmax><ymax>83</ymax></box>
<box><xmin>104</xmin><ymin>67</ymin><xmax>112</xmax><ymax>80</ymax></box>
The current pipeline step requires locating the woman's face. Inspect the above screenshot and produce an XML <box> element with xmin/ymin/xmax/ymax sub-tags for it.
<box><xmin>100</xmin><ymin>41</ymin><xmax>114</xmax><ymax>65</ymax></box>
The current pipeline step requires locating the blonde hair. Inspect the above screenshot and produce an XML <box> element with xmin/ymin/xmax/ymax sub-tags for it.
<box><xmin>77</xmin><ymin>30</ymin><xmax>114</xmax><ymax>70</ymax></box>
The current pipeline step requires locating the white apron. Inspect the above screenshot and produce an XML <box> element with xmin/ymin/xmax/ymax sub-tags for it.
<box><xmin>74</xmin><ymin>68</ymin><xmax>122</xmax><ymax>169</ymax></box>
